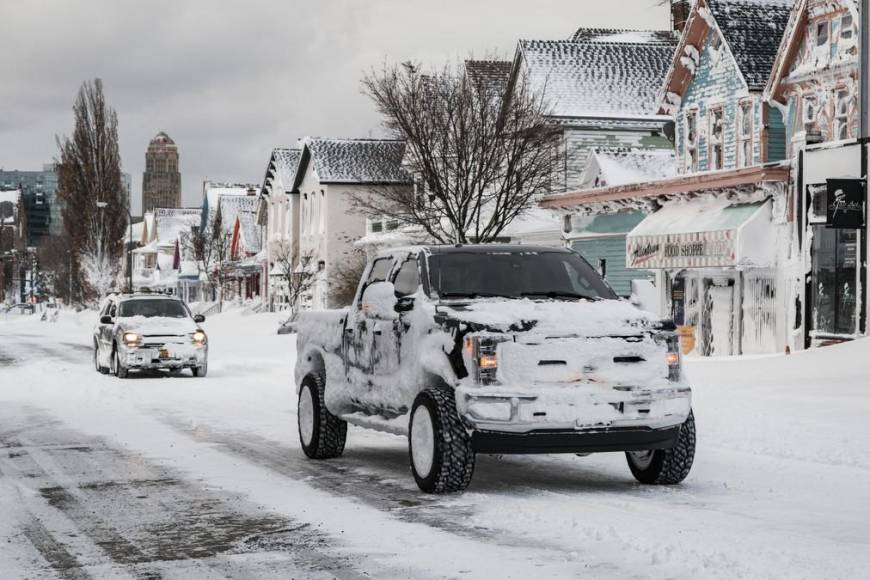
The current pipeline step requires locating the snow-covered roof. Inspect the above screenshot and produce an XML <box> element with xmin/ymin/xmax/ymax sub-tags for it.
<box><xmin>465</xmin><ymin>60</ymin><xmax>513</xmax><ymax>97</ymax></box>
<box><xmin>501</xmin><ymin>207</ymin><xmax>562</xmax><ymax>237</ymax></box>
<box><xmin>203</xmin><ymin>181</ymin><xmax>258</xmax><ymax>209</ymax></box>
<box><xmin>153</xmin><ymin>208</ymin><xmax>201</xmax><ymax>246</ymax></box>
<box><xmin>261</xmin><ymin>148</ymin><xmax>302</xmax><ymax>196</ymax></box>
<box><xmin>517</xmin><ymin>30</ymin><xmax>677</xmax><ymax>119</ymax></box>
<box><xmin>303</xmin><ymin>138</ymin><xmax>411</xmax><ymax>184</ymax></box>
<box><xmin>706</xmin><ymin>0</ymin><xmax>794</xmax><ymax>90</ymax></box>
<box><xmin>581</xmin><ymin>148</ymin><xmax>678</xmax><ymax>189</ymax></box>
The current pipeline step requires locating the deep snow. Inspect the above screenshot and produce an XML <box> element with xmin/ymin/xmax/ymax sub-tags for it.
<box><xmin>1</xmin><ymin>308</ymin><xmax>868</xmax><ymax>578</ymax></box>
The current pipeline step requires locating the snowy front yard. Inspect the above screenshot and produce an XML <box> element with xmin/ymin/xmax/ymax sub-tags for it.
<box><xmin>1</xmin><ymin>309</ymin><xmax>868</xmax><ymax>578</ymax></box>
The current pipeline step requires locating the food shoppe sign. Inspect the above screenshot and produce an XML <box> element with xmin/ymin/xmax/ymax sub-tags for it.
<box><xmin>627</xmin><ymin>231</ymin><xmax>736</xmax><ymax>269</ymax></box>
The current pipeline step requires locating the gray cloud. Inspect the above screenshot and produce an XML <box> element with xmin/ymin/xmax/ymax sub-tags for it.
<box><xmin>0</xmin><ymin>0</ymin><xmax>669</xmax><ymax>215</ymax></box>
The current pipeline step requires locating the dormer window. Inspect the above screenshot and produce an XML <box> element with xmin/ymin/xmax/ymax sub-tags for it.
<box><xmin>816</xmin><ymin>21</ymin><xmax>829</xmax><ymax>46</ymax></box>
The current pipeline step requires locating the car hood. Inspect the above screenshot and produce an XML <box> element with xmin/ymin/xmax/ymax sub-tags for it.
<box><xmin>117</xmin><ymin>316</ymin><xmax>198</xmax><ymax>336</ymax></box>
<box><xmin>435</xmin><ymin>298</ymin><xmax>664</xmax><ymax>337</ymax></box>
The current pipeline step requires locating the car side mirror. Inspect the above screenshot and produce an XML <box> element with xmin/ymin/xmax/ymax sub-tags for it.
<box><xmin>193</xmin><ymin>314</ymin><xmax>205</xmax><ymax>323</ymax></box>
<box><xmin>100</xmin><ymin>315</ymin><xmax>113</xmax><ymax>324</ymax></box>
<box><xmin>360</xmin><ymin>281</ymin><xmax>398</xmax><ymax>321</ymax></box>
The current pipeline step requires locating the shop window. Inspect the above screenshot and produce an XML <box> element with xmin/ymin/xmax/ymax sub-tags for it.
<box><xmin>816</xmin><ymin>21</ymin><xmax>829</xmax><ymax>46</ymax></box>
<box><xmin>684</xmin><ymin>109</ymin><xmax>699</xmax><ymax>172</ymax></box>
<box><xmin>737</xmin><ymin>101</ymin><xmax>753</xmax><ymax>167</ymax></box>
<box><xmin>708</xmin><ymin>107</ymin><xmax>724</xmax><ymax>170</ymax></box>
<box><xmin>835</xmin><ymin>90</ymin><xmax>850</xmax><ymax>140</ymax></box>
<box><xmin>811</xmin><ymin>227</ymin><xmax>858</xmax><ymax>336</ymax></box>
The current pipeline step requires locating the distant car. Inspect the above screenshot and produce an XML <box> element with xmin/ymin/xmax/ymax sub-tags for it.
<box><xmin>93</xmin><ymin>294</ymin><xmax>208</xmax><ymax>378</ymax></box>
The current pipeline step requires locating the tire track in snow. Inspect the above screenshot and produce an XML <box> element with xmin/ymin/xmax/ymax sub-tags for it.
<box><xmin>0</xmin><ymin>405</ymin><xmax>373</xmax><ymax>579</ymax></box>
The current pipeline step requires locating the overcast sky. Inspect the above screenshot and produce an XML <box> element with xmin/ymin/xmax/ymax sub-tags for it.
<box><xmin>1</xmin><ymin>0</ymin><xmax>669</xmax><ymax>215</ymax></box>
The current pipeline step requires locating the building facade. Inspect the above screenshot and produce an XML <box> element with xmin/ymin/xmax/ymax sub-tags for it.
<box><xmin>142</xmin><ymin>132</ymin><xmax>181</xmax><ymax>213</ymax></box>
<box><xmin>0</xmin><ymin>164</ymin><xmax>58</xmax><ymax>243</ymax></box>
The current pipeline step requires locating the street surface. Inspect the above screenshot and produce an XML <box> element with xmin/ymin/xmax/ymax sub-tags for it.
<box><xmin>1</xmin><ymin>309</ymin><xmax>868</xmax><ymax>579</ymax></box>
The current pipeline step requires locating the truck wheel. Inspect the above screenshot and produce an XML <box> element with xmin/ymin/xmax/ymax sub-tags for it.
<box><xmin>409</xmin><ymin>386</ymin><xmax>475</xmax><ymax>494</ymax></box>
<box><xmin>298</xmin><ymin>374</ymin><xmax>346</xmax><ymax>459</ymax></box>
<box><xmin>626</xmin><ymin>410</ymin><xmax>695</xmax><ymax>484</ymax></box>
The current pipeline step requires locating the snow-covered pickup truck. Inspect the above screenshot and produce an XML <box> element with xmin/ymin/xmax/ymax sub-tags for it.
<box><xmin>295</xmin><ymin>245</ymin><xmax>695</xmax><ymax>493</ymax></box>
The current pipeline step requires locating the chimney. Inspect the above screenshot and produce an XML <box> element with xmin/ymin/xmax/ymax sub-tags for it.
<box><xmin>671</xmin><ymin>0</ymin><xmax>691</xmax><ymax>33</ymax></box>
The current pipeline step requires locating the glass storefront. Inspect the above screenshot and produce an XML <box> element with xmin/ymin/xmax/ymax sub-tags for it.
<box><xmin>810</xmin><ymin>226</ymin><xmax>858</xmax><ymax>336</ymax></box>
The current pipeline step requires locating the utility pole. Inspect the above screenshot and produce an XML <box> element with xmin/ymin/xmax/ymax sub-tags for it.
<box><xmin>862</xmin><ymin>0</ymin><xmax>869</xmax><ymax>139</ymax></box>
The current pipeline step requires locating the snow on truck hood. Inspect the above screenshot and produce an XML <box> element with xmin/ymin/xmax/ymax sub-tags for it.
<box><xmin>117</xmin><ymin>316</ymin><xmax>199</xmax><ymax>335</ymax></box>
<box><xmin>437</xmin><ymin>298</ymin><xmax>662</xmax><ymax>336</ymax></box>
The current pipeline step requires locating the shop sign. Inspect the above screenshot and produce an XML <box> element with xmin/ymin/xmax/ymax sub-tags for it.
<box><xmin>826</xmin><ymin>178</ymin><xmax>865</xmax><ymax>229</ymax></box>
<box><xmin>628</xmin><ymin>233</ymin><xmax>735</xmax><ymax>269</ymax></box>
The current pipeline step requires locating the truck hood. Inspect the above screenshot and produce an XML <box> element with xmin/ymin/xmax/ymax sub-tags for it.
<box><xmin>117</xmin><ymin>316</ymin><xmax>199</xmax><ymax>336</ymax></box>
<box><xmin>436</xmin><ymin>298</ymin><xmax>663</xmax><ymax>337</ymax></box>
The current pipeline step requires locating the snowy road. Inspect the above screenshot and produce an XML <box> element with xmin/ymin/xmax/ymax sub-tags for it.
<box><xmin>1</xmin><ymin>310</ymin><xmax>868</xmax><ymax>579</ymax></box>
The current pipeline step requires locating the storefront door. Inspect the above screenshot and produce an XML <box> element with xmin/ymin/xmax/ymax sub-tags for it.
<box><xmin>702</xmin><ymin>280</ymin><xmax>735</xmax><ymax>356</ymax></box>
<box><xmin>810</xmin><ymin>226</ymin><xmax>859</xmax><ymax>338</ymax></box>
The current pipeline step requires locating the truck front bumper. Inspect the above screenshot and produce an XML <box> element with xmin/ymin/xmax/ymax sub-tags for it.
<box><xmin>471</xmin><ymin>425</ymin><xmax>681</xmax><ymax>454</ymax></box>
<box><xmin>456</xmin><ymin>382</ymin><xmax>691</xmax><ymax>436</ymax></box>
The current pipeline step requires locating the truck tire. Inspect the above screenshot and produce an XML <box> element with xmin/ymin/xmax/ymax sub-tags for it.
<box><xmin>409</xmin><ymin>386</ymin><xmax>475</xmax><ymax>493</ymax></box>
<box><xmin>626</xmin><ymin>410</ymin><xmax>695</xmax><ymax>484</ymax></box>
<box><xmin>94</xmin><ymin>342</ymin><xmax>108</xmax><ymax>374</ymax></box>
<box><xmin>298</xmin><ymin>374</ymin><xmax>346</xmax><ymax>459</ymax></box>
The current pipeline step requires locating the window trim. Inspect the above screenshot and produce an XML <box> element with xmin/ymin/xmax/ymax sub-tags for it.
<box><xmin>684</xmin><ymin>107</ymin><xmax>699</xmax><ymax>173</ymax></box>
<box><xmin>835</xmin><ymin>88</ymin><xmax>850</xmax><ymax>140</ymax></box>
<box><xmin>707</xmin><ymin>105</ymin><xmax>725</xmax><ymax>170</ymax></box>
<box><xmin>737</xmin><ymin>99</ymin><xmax>754</xmax><ymax>167</ymax></box>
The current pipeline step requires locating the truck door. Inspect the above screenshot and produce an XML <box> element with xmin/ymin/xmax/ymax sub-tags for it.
<box><xmin>344</xmin><ymin>257</ymin><xmax>394</xmax><ymax>382</ymax></box>
<box><xmin>378</xmin><ymin>254</ymin><xmax>420</xmax><ymax>375</ymax></box>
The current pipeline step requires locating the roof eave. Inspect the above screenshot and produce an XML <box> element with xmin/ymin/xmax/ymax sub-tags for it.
<box><xmin>764</xmin><ymin>0</ymin><xmax>808</xmax><ymax>104</ymax></box>
<box><xmin>540</xmin><ymin>163</ymin><xmax>791</xmax><ymax>208</ymax></box>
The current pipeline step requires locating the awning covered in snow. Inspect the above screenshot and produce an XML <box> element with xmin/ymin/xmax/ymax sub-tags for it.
<box><xmin>626</xmin><ymin>198</ymin><xmax>774</xmax><ymax>269</ymax></box>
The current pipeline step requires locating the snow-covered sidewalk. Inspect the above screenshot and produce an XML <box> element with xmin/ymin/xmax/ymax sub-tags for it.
<box><xmin>1</xmin><ymin>309</ymin><xmax>868</xmax><ymax>578</ymax></box>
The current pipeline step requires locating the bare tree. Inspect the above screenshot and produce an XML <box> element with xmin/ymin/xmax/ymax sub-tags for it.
<box><xmin>328</xmin><ymin>249</ymin><xmax>368</xmax><ymax>307</ymax></box>
<box><xmin>56</xmin><ymin>79</ymin><xmax>127</xmax><ymax>303</ymax></box>
<box><xmin>356</xmin><ymin>59</ymin><xmax>562</xmax><ymax>243</ymax></box>
<box><xmin>271</xmin><ymin>244</ymin><xmax>316</xmax><ymax>313</ymax></box>
<box><xmin>186</xmin><ymin>216</ymin><xmax>231</xmax><ymax>311</ymax></box>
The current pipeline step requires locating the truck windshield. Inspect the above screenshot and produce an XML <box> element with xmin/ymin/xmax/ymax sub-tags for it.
<box><xmin>118</xmin><ymin>299</ymin><xmax>189</xmax><ymax>319</ymax></box>
<box><xmin>428</xmin><ymin>250</ymin><xmax>617</xmax><ymax>301</ymax></box>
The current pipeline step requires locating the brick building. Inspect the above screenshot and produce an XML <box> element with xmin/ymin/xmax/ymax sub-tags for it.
<box><xmin>142</xmin><ymin>132</ymin><xmax>181</xmax><ymax>213</ymax></box>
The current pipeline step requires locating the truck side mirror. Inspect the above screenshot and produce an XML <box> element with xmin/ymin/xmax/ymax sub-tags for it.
<box><xmin>360</xmin><ymin>281</ymin><xmax>398</xmax><ymax>321</ymax></box>
<box><xmin>395</xmin><ymin>295</ymin><xmax>415</xmax><ymax>313</ymax></box>
<box><xmin>193</xmin><ymin>314</ymin><xmax>205</xmax><ymax>323</ymax></box>
<box><xmin>100</xmin><ymin>315</ymin><xmax>113</xmax><ymax>324</ymax></box>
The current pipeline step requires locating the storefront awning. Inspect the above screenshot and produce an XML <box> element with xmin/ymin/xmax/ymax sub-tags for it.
<box><xmin>626</xmin><ymin>199</ymin><xmax>774</xmax><ymax>269</ymax></box>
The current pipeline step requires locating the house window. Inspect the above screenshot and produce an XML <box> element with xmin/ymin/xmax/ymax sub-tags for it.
<box><xmin>684</xmin><ymin>109</ymin><xmax>699</xmax><ymax>172</ymax></box>
<box><xmin>369</xmin><ymin>220</ymin><xmax>384</xmax><ymax>233</ymax></box>
<box><xmin>836</xmin><ymin>89</ymin><xmax>850</xmax><ymax>140</ymax></box>
<box><xmin>802</xmin><ymin>96</ymin><xmax>817</xmax><ymax>134</ymax></box>
<box><xmin>816</xmin><ymin>21</ymin><xmax>829</xmax><ymax>46</ymax></box>
<box><xmin>385</xmin><ymin>219</ymin><xmax>400</xmax><ymax>231</ymax></box>
<box><xmin>708</xmin><ymin>107</ymin><xmax>724</xmax><ymax>170</ymax></box>
<box><xmin>738</xmin><ymin>101</ymin><xmax>753</xmax><ymax>167</ymax></box>
<box><xmin>840</xmin><ymin>14</ymin><xmax>854</xmax><ymax>40</ymax></box>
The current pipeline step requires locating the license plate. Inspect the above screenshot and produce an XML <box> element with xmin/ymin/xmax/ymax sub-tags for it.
<box><xmin>159</xmin><ymin>349</ymin><xmax>169</xmax><ymax>359</ymax></box>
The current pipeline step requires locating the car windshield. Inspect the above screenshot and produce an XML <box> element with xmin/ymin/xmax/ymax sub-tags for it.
<box><xmin>428</xmin><ymin>250</ymin><xmax>617</xmax><ymax>301</ymax></box>
<box><xmin>118</xmin><ymin>299</ymin><xmax>189</xmax><ymax>319</ymax></box>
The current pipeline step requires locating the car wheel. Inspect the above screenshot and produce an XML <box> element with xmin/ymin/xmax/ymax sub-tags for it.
<box><xmin>626</xmin><ymin>410</ymin><xmax>696</xmax><ymax>484</ymax></box>
<box><xmin>191</xmin><ymin>363</ymin><xmax>208</xmax><ymax>378</ymax></box>
<box><xmin>112</xmin><ymin>347</ymin><xmax>129</xmax><ymax>379</ymax></box>
<box><xmin>298</xmin><ymin>373</ymin><xmax>346</xmax><ymax>459</ymax></box>
<box><xmin>409</xmin><ymin>386</ymin><xmax>475</xmax><ymax>494</ymax></box>
<box><xmin>93</xmin><ymin>342</ymin><xmax>108</xmax><ymax>374</ymax></box>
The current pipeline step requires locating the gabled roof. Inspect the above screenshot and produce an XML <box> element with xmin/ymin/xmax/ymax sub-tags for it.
<box><xmin>660</xmin><ymin>0</ymin><xmax>792</xmax><ymax>108</ymax></box>
<box><xmin>765</xmin><ymin>0</ymin><xmax>857</xmax><ymax>102</ymax></box>
<box><xmin>465</xmin><ymin>60</ymin><xmax>513</xmax><ymax>97</ymax></box>
<box><xmin>153</xmin><ymin>208</ymin><xmax>201</xmax><ymax>246</ymax></box>
<box><xmin>296</xmin><ymin>138</ymin><xmax>411</xmax><ymax>186</ymax></box>
<box><xmin>260</xmin><ymin>148</ymin><xmax>302</xmax><ymax>197</ymax></box>
<box><xmin>516</xmin><ymin>29</ymin><xmax>677</xmax><ymax>120</ymax></box>
<box><xmin>581</xmin><ymin>148</ymin><xmax>678</xmax><ymax>189</ymax></box>
<box><xmin>708</xmin><ymin>0</ymin><xmax>794</xmax><ymax>89</ymax></box>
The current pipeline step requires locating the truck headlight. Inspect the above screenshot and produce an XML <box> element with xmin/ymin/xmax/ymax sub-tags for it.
<box><xmin>464</xmin><ymin>335</ymin><xmax>508</xmax><ymax>385</ymax></box>
<box><xmin>192</xmin><ymin>330</ymin><xmax>207</xmax><ymax>346</ymax></box>
<box><xmin>663</xmin><ymin>334</ymin><xmax>682</xmax><ymax>381</ymax></box>
<box><xmin>123</xmin><ymin>332</ymin><xmax>140</xmax><ymax>348</ymax></box>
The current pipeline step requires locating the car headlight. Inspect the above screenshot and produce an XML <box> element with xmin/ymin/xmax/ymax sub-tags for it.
<box><xmin>192</xmin><ymin>330</ymin><xmax>207</xmax><ymax>346</ymax></box>
<box><xmin>123</xmin><ymin>332</ymin><xmax>140</xmax><ymax>347</ymax></box>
